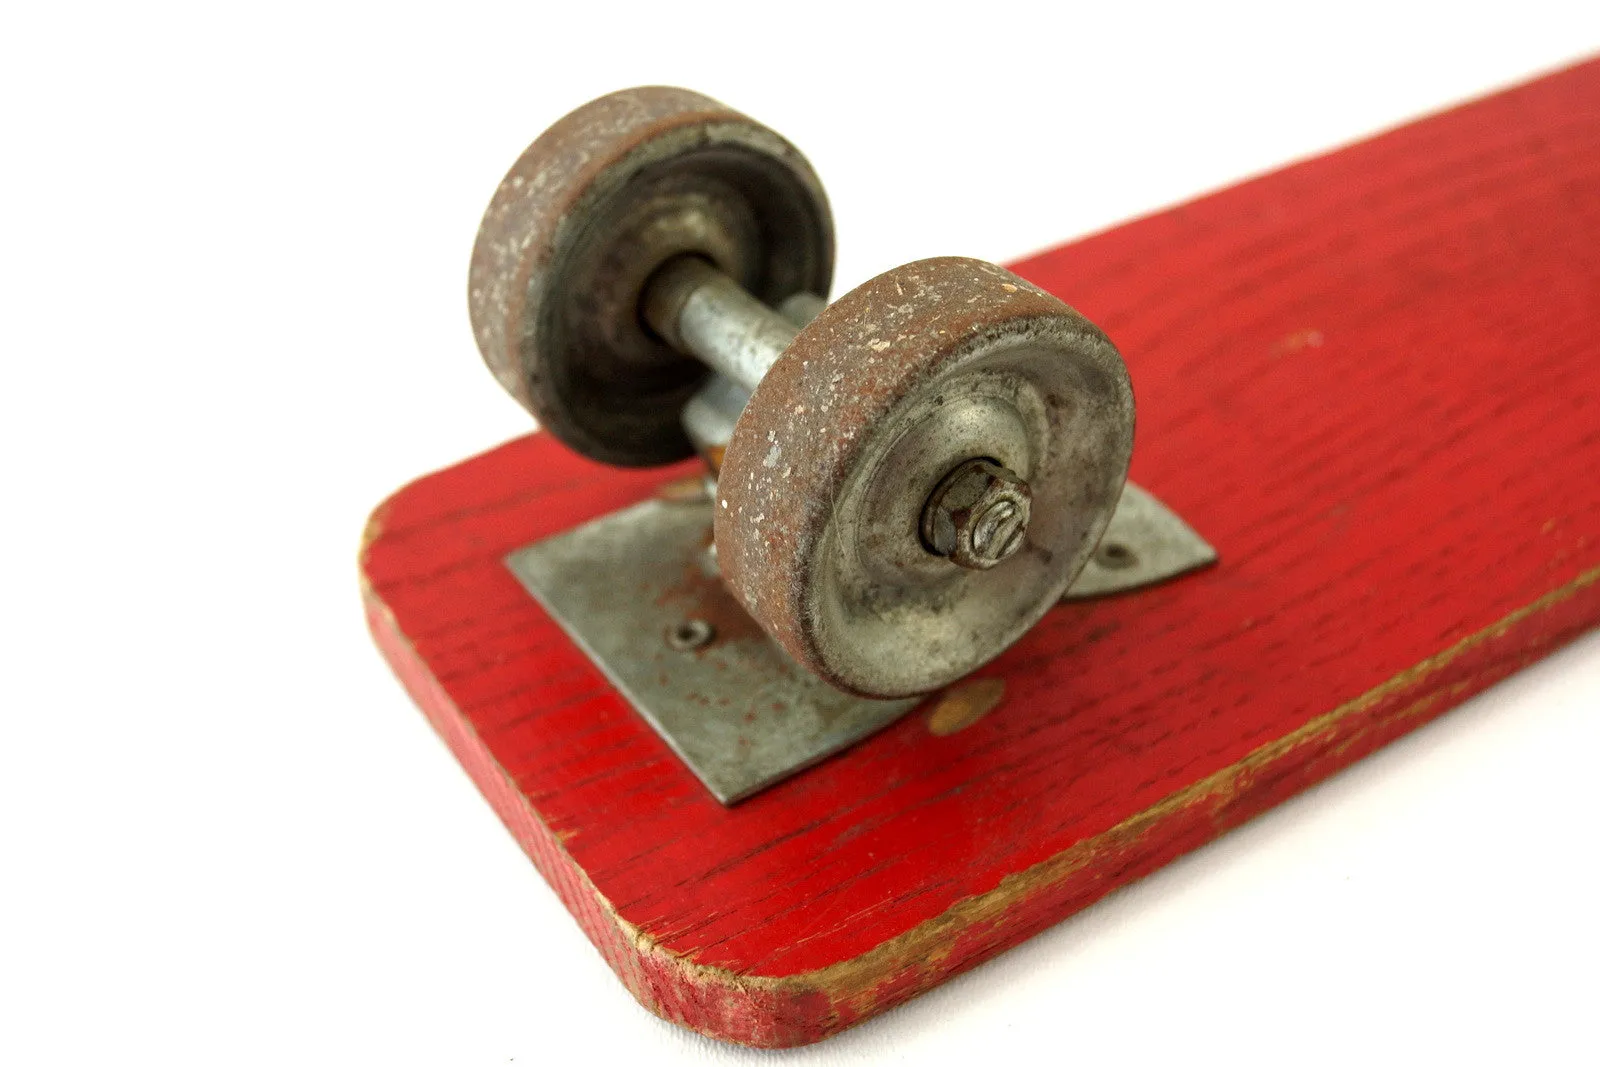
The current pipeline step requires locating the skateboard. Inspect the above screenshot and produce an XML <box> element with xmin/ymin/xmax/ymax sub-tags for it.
<box><xmin>362</xmin><ymin>60</ymin><xmax>1600</xmax><ymax>1047</ymax></box>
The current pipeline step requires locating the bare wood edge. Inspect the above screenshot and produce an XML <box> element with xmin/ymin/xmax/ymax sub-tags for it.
<box><xmin>360</xmin><ymin>490</ymin><xmax>1600</xmax><ymax>1048</ymax></box>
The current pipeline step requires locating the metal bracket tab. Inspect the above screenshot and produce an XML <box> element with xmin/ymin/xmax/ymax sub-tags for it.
<box><xmin>1064</xmin><ymin>482</ymin><xmax>1218</xmax><ymax>599</ymax></box>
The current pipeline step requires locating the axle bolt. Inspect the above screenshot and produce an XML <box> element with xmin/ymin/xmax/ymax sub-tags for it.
<box><xmin>921</xmin><ymin>459</ymin><xmax>1033</xmax><ymax>570</ymax></box>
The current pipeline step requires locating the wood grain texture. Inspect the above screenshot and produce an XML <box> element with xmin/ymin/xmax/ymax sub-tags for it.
<box><xmin>360</xmin><ymin>58</ymin><xmax>1600</xmax><ymax>1047</ymax></box>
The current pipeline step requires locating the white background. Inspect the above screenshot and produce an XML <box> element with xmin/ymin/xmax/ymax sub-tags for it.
<box><xmin>4</xmin><ymin>3</ymin><xmax>1599</xmax><ymax>1064</ymax></box>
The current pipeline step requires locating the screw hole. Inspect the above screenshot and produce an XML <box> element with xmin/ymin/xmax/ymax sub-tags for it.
<box><xmin>666</xmin><ymin>618</ymin><xmax>715</xmax><ymax>651</ymax></box>
<box><xmin>1096</xmin><ymin>541</ymin><xmax>1137</xmax><ymax>570</ymax></box>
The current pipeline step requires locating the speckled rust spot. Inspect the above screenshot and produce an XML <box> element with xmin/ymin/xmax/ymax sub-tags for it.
<box><xmin>926</xmin><ymin>678</ymin><xmax>1006</xmax><ymax>736</ymax></box>
<box><xmin>651</xmin><ymin>538</ymin><xmax>767</xmax><ymax>646</ymax></box>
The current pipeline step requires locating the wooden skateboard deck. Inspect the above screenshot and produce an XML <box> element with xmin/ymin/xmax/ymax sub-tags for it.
<box><xmin>360</xmin><ymin>58</ymin><xmax>1600</xmax><ymax>1047</ymax></box>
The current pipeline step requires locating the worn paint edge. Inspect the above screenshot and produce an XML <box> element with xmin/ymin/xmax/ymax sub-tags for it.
<box><xmin>777</xmin><ymin>562</ymin><xmax>1600</xmax><ymax>1017</ymax></box>
<box><xmin>361</xmin><ymin>490</ymin><xmax>1600</xmax><ymax>1047</ymax></box>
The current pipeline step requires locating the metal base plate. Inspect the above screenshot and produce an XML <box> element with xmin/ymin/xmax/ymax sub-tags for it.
<box><xmin>506</xmin><ymin>495</ymin><xmax>919</xmax><ymax>802</ymax></box>
<box><xmin>505</xmin><ymin>480</ymin><xmax>1214</xmax><ymax>803</ymax></box>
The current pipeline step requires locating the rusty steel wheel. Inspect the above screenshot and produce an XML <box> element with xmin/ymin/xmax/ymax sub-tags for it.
<box><xmin>468</xmin><ymin>87</ymin><xmax>834</xmax><ymax>467</ymax></box>
<box><xmin>715</xmin><ymin>257</ymin><xmax>1136</xmax><ymax>698</ymax></box>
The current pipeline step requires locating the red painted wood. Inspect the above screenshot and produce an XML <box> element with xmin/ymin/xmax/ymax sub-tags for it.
<box><xmin>361</xmin><ymin>58</ymin><xmax>1600</xmax><ymax>1047</ymax></box>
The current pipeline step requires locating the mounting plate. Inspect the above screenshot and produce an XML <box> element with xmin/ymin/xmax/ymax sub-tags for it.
<box><xmin>504</xmin><ymin>480</ymin><xmax>1214</xmax><ymax>803</ymax></box>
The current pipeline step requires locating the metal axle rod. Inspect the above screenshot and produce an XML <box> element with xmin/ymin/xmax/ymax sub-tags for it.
<box><xmin>642</xmin><ymin>256</ymin><xmax>804</xmax><ymax>393</ymax></box>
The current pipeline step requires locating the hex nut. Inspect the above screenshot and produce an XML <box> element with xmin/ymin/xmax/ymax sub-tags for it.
<box><xmin>921</xmin><ymin>459</ymin><xmax>1034</xmax><ymax>570</ymax></box>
